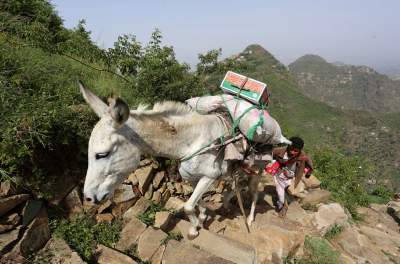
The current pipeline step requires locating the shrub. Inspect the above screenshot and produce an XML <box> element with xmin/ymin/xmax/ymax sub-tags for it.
<box><xmin>50</xmin><ymin>214</ymin><xmax>121</xmax><ymax>262</ymax></box>
<box><xmin>310</xmin><ymin>147</ymin><xmax>374</xmax><ymax>216</ymax></box>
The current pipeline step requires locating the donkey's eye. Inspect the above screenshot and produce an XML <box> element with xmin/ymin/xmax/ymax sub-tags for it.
<box><xmin>95</xmin><ymin>152</ymin><xmax>110</xmax><ymax>160</ymax></box>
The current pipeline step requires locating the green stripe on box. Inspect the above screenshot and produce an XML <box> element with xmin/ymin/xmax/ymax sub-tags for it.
<box><xmin>221</xmin><ymin>80</ymin><xmax>260</xmax><ymax>100</ymax></box>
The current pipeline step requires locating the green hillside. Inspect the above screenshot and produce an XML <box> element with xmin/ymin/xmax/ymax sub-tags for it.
<box><xmin>206</xmin><ymin>44</ymin><xmax>399</xmax><ymax>189</ymax></box>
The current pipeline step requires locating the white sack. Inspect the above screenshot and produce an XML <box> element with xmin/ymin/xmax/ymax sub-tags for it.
<box><xmin>186</xmin><ymin>95</ymin><xmax>291</xmax><ymax>145</ymax></box>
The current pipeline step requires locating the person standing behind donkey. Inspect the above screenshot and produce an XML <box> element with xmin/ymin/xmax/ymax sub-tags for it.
<box><xmin>272</xmin><ymin>136</ymin><xmax>313</xmax><ymax>217</ymax></box>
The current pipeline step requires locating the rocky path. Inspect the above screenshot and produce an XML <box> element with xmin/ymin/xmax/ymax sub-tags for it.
<box><xmin>1</xmin><ymin>159</ymin><xmax>400</xmax><ymax>263</ymax></box>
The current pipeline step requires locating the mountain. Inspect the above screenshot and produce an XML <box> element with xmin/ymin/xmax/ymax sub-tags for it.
<box><xmin>207</xmin><ymin>44</ymin><xmax>400</xmax><ymax>189</ymax></box>
<box><xmin>288</xmin><ymin>54</ymin><xmax>400</xmax><ymax>113</ymax></box>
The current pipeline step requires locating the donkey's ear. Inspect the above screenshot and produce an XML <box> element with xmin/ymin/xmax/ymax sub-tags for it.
<box><xmin>108</xmin><ymin>97</ymin><xmax>129</xmax><ymax>128</ymax></box>
<box><xmin>78</xmin><ymin>81</ymin><xmax>108</xmax><ymax>117</ymax></box>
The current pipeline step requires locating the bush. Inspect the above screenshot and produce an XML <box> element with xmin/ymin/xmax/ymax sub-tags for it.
<box><xmin>310</xmin><ymin>147</ymin><xmax>374</xmax><ymax>216</ymax></box>
<box><xmin>137</xmin><ymin>202</ymin><xmax>166</xmax><ymax>226</ymax></box>
<box><xmin>50</xmin><ymin>214</ymin><xmax>122</xmax><ymax>262</ymax></box>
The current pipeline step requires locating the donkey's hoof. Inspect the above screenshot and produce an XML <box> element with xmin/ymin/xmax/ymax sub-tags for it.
<box><xmin>247</xmin><ymin>217</ymin><xmax>254</xmax><ymax>227</ymax></box>
<box><xmin>187</xmin><ymin>228</ymin><xmax>199</xmax><ymax>240</ymax></box>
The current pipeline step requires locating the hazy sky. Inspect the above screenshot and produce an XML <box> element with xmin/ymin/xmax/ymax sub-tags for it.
<box><xmin>52</xmin><ymin>0</ymin><xmax>400</xmax><ymax>74</ymax></box>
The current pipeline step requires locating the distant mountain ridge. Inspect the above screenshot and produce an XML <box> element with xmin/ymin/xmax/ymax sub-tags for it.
<box><xmin>289</xmin><ymin>54</ymin><xmax>400</xmax><ymax>113</ymax></box>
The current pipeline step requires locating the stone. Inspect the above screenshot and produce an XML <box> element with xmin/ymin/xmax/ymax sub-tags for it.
<box><xmin>140</xmin><ymin>158</ymin><xmax>153</xmax><ymax>167</ymax></box>
<box><xmin>152</xmin><ymin>171</ymin><xmax>165</xmax><ymax>189</ymax></box>
<box><xmin>0</xmin><ymin>194</ymin><xmax>30</xmax><ymax>217</ymax></box>
<box><xmin>215</xmin><ymin>180</ymin><xmax>225</xmax><ymax>194</ymax></box>
<box><xmin>302</xmin><ymin>175</ymin><xmax>321</xmax><ymax>189</ymax></box>
<box><xmin>313</xmin><ymin>203</ymin><xmax>348</xmax><ymax>235</ymax></box>
<box><xmin>0</xmin><ymin>226</ymin><xmax>21</xmax><ymax>254</ymax></box>
<box><xmin>112</xmin><ymin>199</ymin><xmax>136</xmax><ymax>218</ymax></box>
<box><xmin>136</xmin><ymin>227</ymin><xmax>167</xmax><ymax>262</ymax></box>
<box><xmin>48</xmin><ymin>179</ymin><xmax>79</xmax><ymax>206</ymax></box>
<box><xmin>97</xmin><ymin>200</ymin><xmax>113</xmax><ymax>214</ymax></box>
<box><xmin>152</xmin><ymin>190</ymin><xmax>162</xmax><ymax>204</ymax></box>
<box><xmin>62</xmin><ymin>186</ymin><xmax>82</xmax><ymax>218</ymax></box>
<box><xmin>285</xmin><ymin>201</ymin><xmax>313</xmax><ymax>226</ymax></box>
<box><xmin>96</xmin><ymin>213</ymin><xmax>114</xmax><ymax>223</ymax></box>
<box><xmin>176</xmin><ymin>220</ymin><xmax>256</xmax><ymax>264</ymax></box>
<box><xmin>116</xmin><ymin>217</ymin><xmax>147</xmax><ymax>251</ymax></box>
<box><xmin>127</xmin><ymin>172</ymin><xmax>139</xmax><ymax>186</ymax></box>
<box><xmin>163</xmin><ymin>240</ymin><xmax>234</xmax><ymax>264</ymax></box>
<box><xmin>334</xmin><ymin>227</ymin><xmax>391</xmax><ymax>264</ymax></box>
<box><xmin>182</xmin><ymin>183</ymin><xmax>193</xmax><ymax>196</ymax></box>
<box><xmin>135</xmin><ymin>166</ymin><xmax>155</xmax><ymax>194</ymax></box>
<box><xmin>83</xmin><ymin>200</ymin><xmax>99</xmax><ymax>214</ymax></box>
<box><xmin>144</xmin><ymin>184</ymin><xmax>153</xmax><ymax>200</ymax></box>
<box><xmin>34</xmin><ymin>238</ymin><xmax>85</xmax><ymax>264</ymax></box>
<box><xmin>158</xmin><ymin>182</ymin><xmax>167</xmax><ymax>194</ymax></box>
<box><xmin>356</xmin><ymin>205</ymin><xmax>399</xmax><ymax>234</ymax></box>
<box><xmin>113</xmin><ymin>184</ymin><xmax>136</xmax><ymax>204</ymax></box>
<box><xmin>217</xmin><ymin>217</ymin><xmax>305</xmax><ymax>263</ymax></box>
<box><xmin>287</xmin><ymin>181</ymin><xmax>306</xmax><ymax>198</ymax></box>
<box><xmin>358</xmin><ymin>224</ymin><xmax>400</xmax><ymax>258</ymax></box>
<box><xmin>174</xmin><ymin>182</ymin><xmax>183</xmax><ymax>194</ymax></box>
<box><xmin>164</xmin><ymin>197</ymin><xmax>185</xmax><ymax>212</ymax></box>
<box><xmin>161</xmin><ymin>190</ymin><xmax>171</xmax><ymax>205</ymax></box>
<box><xmin>387</xmin><ymin>201</ymin><xmax>400</xmax><ymax>223</ymax></box>
<box><xmin>300</xmin><ymin>188</ymin><xmax>331</xmax><ymax>206</ymax></box>
<box><xmin>96</xmin><ymin>244</ymin><xmax>137</xmax><ymax>264</ymax></box>
<box><xmin>166</xmin><ymin>182</ymin><xmax>175</xmax><ymax>194</ymax></box>
<box><xmin>210</xmin><ymin>193</ymin><xmax>223</xmax><ymax>203</ymax></box>
<box><xmin>1</xmin><ymin>213</ymin><xmax>20</xmax><ymax>226</ymax></box>
<box><xmin>154</xmin><ymin>211</ymin><xmax>173</xmax><ymax>231</ymax></box>
<box><xmin>0</xmin><ymin>181</ymin><xmax>16</xmax><ymax>198</ymax></box>
<box><xmin>150</xmin><ymin>244</ymin><xmax>165</xmax><ymax>264</ymax></box>
<box><xmin>0</xmin><ymin>224</ymin><xmax>15</xmax><ymax>233</ymax></box>
<box><xmin>14</xmin><ymin>207</ymin><xmax>50</xmax><ymax>257</ymax></box>
<box><xmin>123</xmin><ymin>197</ymin><xmax>151</xmax><ymax>224</ymax></box>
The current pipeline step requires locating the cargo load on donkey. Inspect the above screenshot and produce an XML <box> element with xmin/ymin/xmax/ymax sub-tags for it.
<box><xmin>186</xmin><ymin>71</ymin><xmax>290</xmax><ymax>145</ymax></box>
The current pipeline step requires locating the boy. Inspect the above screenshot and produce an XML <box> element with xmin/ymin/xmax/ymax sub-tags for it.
<box><xmin>272</xmin><ymin>137</ymin><xmax>313</xmax><ymax>217</ymax></box>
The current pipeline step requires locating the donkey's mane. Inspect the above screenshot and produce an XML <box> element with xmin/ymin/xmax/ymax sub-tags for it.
<box><xmin>132</xmin><ymin>101</ymin><xmax>193</xmax><ymax>118</ymax></box>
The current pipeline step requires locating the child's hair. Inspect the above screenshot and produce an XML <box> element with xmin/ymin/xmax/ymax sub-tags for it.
<box><xmin>289</xmin><ymin>136</ymin><xmax>304</xmax><ymax>150</ymax></box>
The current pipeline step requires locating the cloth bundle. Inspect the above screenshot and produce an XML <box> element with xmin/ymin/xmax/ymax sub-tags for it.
<box><xmin>186</xmin><ymin>94</ymin><xmax>291</xmax><ymax>145</ymax></box>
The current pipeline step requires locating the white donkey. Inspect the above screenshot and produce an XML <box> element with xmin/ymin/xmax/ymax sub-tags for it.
<box><xmin>80</xmin><ymin>82</ymin><xmax>287</xmax><ymax>238</ymax></box>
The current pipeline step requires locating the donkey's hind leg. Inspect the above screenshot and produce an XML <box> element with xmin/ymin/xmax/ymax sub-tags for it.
<box><xmin>184</xmin><ymin>176</ymin><xmax>215</xmax><ymax>239</ymax></box>
<box><xmin>247</xmin><ymin>167</ymin><xmax>262</xmax><ymax>226</ymax></box>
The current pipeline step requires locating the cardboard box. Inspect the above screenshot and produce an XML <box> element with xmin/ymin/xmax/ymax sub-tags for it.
<box><xmin>220</xmin><ymin>71</ymin><xmax>269</xmax><ymax>105</ymax></box>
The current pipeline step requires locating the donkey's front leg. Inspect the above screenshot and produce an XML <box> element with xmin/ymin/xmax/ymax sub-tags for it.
<box><xmin>184</xmin><ymin>176</ymin><xmax>215</xmax><ymax>239</ymax></box>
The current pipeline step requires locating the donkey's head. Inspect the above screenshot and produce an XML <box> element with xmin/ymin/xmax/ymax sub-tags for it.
<box><xmin>79</xmin><ymin>82</ymin><xmax>141</xmax><ymax>203</ymax></box>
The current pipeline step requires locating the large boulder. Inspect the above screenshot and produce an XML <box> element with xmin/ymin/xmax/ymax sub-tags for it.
<box><xmin>312</xmin><ymin>203</ymin><xmax>348</xmax><ymax>236</ymax></box>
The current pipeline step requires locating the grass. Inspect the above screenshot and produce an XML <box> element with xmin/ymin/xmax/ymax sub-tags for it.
<box><xmin>161</xmin><ymin>231</ymin><xmax>183</xmax><ymax>245</ymax></box>
<box><xmin>285</xmin><ymin>236</ymin><xmax>339</xmax><ymax>264</ymax></box>
<box><xmin>324</xmin><ymin>224</ymin><xmax>344</xmax><ymax>240</ymax></box>
<box><xmin>124</xmin><ymin>244</ymin><xmax>150</xmax><ymax>264</ymax></box>
<box><xmin>137</xmin><ymin>202</ymin><xmax>166</xmax><ymax>226</ymax></box>
<box><xmin>50</xmin><ymin>214</ymin><xmax>122</xmax><ymax>262</ymax></box>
